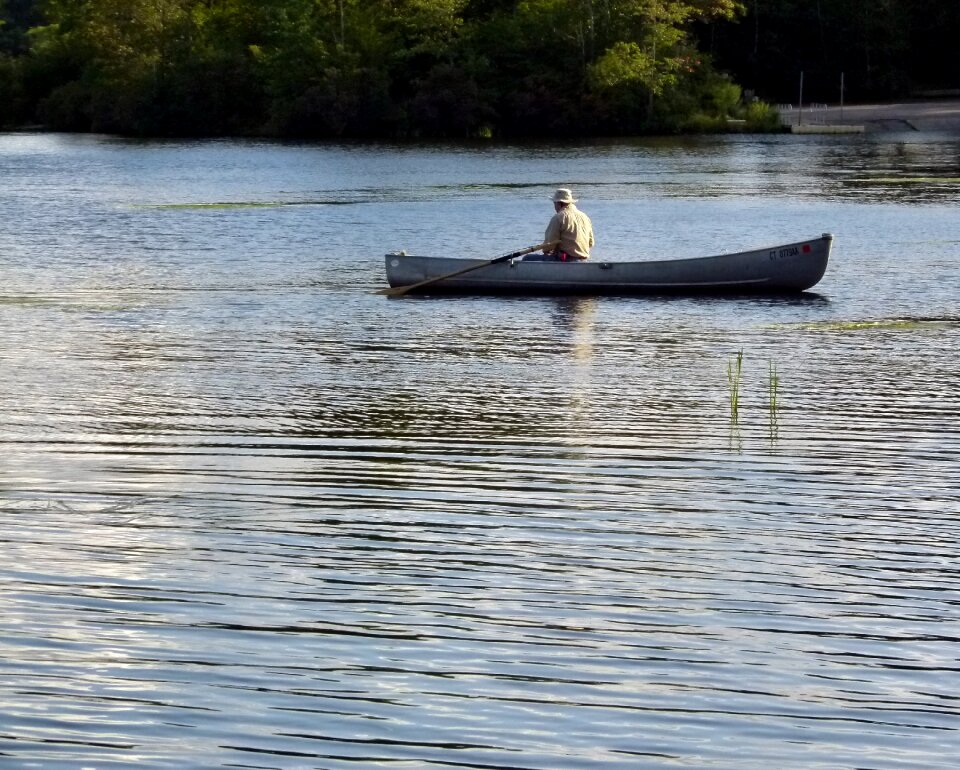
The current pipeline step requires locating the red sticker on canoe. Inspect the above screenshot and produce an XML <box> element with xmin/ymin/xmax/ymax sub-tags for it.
<box><xmin>802</xmin><ymin>244</ymin><xmax>811</xmax><ymax>253</ymax></box>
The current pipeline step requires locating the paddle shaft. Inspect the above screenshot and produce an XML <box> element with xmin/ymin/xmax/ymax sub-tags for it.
<box><xmin>378</xmin><ymin>241</ymin><xmax>557</xmax><ymax>297</ymax></box>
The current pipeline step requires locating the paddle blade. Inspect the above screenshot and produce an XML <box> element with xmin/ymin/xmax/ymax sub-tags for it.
<box><xmin>375</xmin><ymin>285</ymin><xmax>413</xmax><ymax>296</ymax></box>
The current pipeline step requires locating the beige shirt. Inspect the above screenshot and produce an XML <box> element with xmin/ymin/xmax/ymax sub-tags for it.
<box><xmin>544</xmin><ymin>204</ymin><xmax>594</xmax><ymax>260</ymax></box>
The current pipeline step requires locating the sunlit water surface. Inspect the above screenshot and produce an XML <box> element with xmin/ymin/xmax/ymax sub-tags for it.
<box><xmin>1</xmin><ymin>132</ymin><xmax>958</xmax><ymax>769</ymax></box>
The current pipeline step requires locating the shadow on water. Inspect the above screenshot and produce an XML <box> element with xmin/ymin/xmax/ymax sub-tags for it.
<box><xmin>398</xmin><ymin>289</ymin><xmax>833</xmax><ymax>303</ymax></box>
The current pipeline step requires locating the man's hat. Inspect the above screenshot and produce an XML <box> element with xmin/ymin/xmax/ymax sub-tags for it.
<box><xmin>551</xmin><ymin>188</ymin><xmax>577</xmax><ymax>204</ymax></box>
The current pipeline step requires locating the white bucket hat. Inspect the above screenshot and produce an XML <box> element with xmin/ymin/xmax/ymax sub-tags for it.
<box><xmin>551</xmin><ymin>187</ymin><xmax>577</xmax><ymax>204</ymax></box>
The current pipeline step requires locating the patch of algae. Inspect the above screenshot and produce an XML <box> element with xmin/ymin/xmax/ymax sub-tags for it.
<box><xmin>780</xmin><ymin>319</ymin><xmax>957</xmax><ymax>332</ymax></box>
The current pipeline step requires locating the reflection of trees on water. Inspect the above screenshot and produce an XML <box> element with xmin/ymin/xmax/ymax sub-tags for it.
<box><xmin>822</xmin><ymin>139</ymin><xmax>960</xmax><ymax>204</ymax></box>
<box><xmin>626</xmin><ymin>136</ymin><xmax>960</xmax><ymax>204</ymax></box>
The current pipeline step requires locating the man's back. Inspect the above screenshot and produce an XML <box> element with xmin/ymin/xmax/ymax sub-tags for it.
<box><xmin>545</xmin><ymin>203</ymin><xmax>594</xmax><ymax>260</ymax></box>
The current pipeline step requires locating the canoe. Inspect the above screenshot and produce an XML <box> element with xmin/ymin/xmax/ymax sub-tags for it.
<box><xmin>384</xmin><ymin>234</ymin><xmax>833</xmax><ymax>295</ymax></box>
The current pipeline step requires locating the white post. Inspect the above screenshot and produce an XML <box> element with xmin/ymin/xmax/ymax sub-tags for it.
<box><xmin>840</xmin><ymin>72</ymin><xmax>845</xmax><ymax>122</ymax></box>
<box><xmin>798</xmin><ymin>71</ymin><xmax>804</xmax><ymax>125</ymax></box>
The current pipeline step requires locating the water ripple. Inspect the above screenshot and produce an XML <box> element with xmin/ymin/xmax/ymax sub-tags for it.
<box><xmin>2</xmin><ymin>133</ymin><xmax>959</xmax><ymax>769</ymax></box>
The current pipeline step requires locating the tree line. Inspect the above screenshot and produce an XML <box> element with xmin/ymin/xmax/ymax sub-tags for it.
<box><xmin>699</xmin><ymin>0</ymin><xmax>960</xmax><ymax>109</ymax></box>
<box><xmin>0</xmin><ymin>1</ymin><xmax>956</xmax><ymax>138</ymax></box>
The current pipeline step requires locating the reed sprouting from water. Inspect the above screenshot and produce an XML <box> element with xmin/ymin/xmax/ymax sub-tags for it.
<box><xmin>768</xmin><ymin>360</ymin><xmax>780</xmax><ymax>436</ymax></box>
<box><xmin>727</xmin><ymin>350</ymin><xmax>743</xmax><ymax>422</ymax></box>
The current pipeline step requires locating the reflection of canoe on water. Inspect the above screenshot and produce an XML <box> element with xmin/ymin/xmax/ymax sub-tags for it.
<box><xmin>384</xmin><ymin>234</ymin><xmax>833</xmax><ymax>295</ymax></box>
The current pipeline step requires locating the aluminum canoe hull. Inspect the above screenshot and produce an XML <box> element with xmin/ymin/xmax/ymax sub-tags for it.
<box><xmin>384</xmin><ymin>234</ymin><xmax>832</xmax><ymax>295</ymax></box>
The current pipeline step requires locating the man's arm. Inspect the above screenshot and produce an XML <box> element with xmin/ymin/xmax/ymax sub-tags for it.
<box><xmin>544</xmin><ymin>215</ymin><xmax>560</xmax><ymax>251</ymax></box>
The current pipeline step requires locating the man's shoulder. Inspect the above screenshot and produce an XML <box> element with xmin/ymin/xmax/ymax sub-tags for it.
<box><xmin>569</xmin><ymin>206</ymin><xmax>591</xmax><ymax>224</ymax></box>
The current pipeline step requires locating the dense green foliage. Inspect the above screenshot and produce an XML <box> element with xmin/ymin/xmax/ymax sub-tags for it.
<box><xmin>0</xmin><ymin>0</ymin><xmax>956</xmax><ymax>137</ymax></box>
<box><xmin>698</xmin><ymin>0</ymin><xmax>960</xmax><ymax>104</ymax></box>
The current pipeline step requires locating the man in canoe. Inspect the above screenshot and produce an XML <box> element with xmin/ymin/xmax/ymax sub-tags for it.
<box><xmin>527</xmin><ymin>187</ymin><xmax>594</xmax><ymax>261</ymax></box>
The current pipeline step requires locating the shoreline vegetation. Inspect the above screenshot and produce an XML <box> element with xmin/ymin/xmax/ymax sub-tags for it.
<box><xmin>1</xmin><ymin>1</ymin><xmax>957</xmax><ymax>140</ymax></box>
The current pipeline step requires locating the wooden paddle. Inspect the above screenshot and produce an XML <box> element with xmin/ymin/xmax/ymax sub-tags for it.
<box><xmin>377</xmin><ymin>241</ymin><xmax>557</xmax><ymax>297</ymax></box>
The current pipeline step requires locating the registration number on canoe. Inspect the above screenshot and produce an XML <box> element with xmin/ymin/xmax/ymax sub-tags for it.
<box><xmin>769</xmin><ymin>246</ymin><xmax>799</xmax><ymax>260</ymax></box>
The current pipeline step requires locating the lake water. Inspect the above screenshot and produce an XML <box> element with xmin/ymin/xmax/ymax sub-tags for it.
<box><xmin>1</xmin><ymin>131</ymin><xmax>958</xmax><ymax>769</ymax></box>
